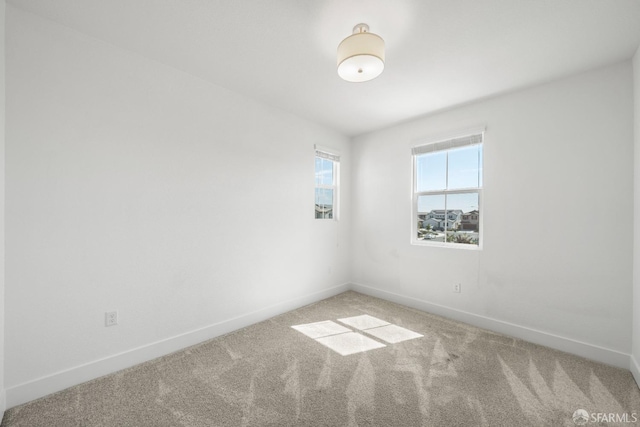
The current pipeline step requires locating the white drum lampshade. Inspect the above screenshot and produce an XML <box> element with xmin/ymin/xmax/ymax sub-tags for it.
<box><xmin>337</xmin><ymin>23</ymin><xmax>385</xmax><ymax>83</ymax></box>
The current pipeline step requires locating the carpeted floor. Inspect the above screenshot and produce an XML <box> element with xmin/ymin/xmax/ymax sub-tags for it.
<box><xmin>2</xmin><ymin>291</ymin><xmax>639</xmax><ymax>426</ymax></box>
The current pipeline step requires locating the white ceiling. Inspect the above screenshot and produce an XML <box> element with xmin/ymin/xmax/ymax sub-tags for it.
<box><xmin>8</xmin><ymin>0</ymin><xmax>640</xmax><ymax>136</ymax></box>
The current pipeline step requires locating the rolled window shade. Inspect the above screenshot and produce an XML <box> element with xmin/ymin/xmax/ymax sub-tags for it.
<box><xmin>316</xmin><ymin>150</ymin><xmax>340</xmax><ymax>162</ymax></box>
<box><xmin>412</xmin><ymin>133</ymin><xmax>483</xmax><ymax>156</ymax></box>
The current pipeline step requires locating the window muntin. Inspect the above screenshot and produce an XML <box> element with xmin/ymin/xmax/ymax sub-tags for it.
<box><xmin>413</xmin><ymin>133</ymin><xmax>483</xmax><ymax>247</ymax></box>
<box><xmin>315</xmin><ymin>148</ymin><xmax>339</xmax><ymax>219</ymax></box>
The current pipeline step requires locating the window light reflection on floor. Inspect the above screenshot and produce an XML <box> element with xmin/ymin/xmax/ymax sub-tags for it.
<box><xmin>363</xmin><ymin>323</ymin><xmax>423</xmax><ymax>344</ymax></box>
<box><xmin>316</xmin><ymin>332</ymin><xmax>386</xmax><ymax>356</ymax></box>
<box><xmin>337</xmin><ymin>314</ymin><xmax>389</xmax><ymax>330</ymax></box>
<box><xmin>291</xmin><ymin>320</ymin><xmax>351</xmax><ymax>339</ymax></box>
<box><xmin>292</xmin><ymin>315</ymin><xmax>423</xmax><ymax>356</ymax></box>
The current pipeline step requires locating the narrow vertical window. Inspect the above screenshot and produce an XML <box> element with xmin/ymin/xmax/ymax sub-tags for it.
<box><xmin>412</xmin><ymin>132</ymin><xmax>483</xmax><ymax>247</ymax></box>
<box><xmin>315</xmin><ymin>147</ymin><xmax>339</xmax><ymax>219</ymax></box>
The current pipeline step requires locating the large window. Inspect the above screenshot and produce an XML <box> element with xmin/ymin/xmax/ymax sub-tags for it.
<box><xmin>315</xmin><ymin>147</ymin><xmax>339</xmax><ymax>219</ymax></box>
<box><xmin>412</xmin><ymin>132</ymin><xmax>483</xmax><ymax>247</ymax></box>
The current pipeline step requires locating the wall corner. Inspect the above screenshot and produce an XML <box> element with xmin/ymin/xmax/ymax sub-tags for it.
<box><xmin>633</xmin><ymin>43</ymin><xmax>640</xmax><ymax>387</ymax></box>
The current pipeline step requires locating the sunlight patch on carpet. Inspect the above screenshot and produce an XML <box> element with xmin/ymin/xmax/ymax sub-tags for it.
<box><xmin>337</xmin><ymin>314</ymin><xmax>389</xmax><ymax>330</ymax></box>
<box><xmin>363</xmin><ymin>324</ymin><xmax>423</xmax><ymax>344</ymax></box>
<box><xmin>315</xmin><ymin>332</ymin><xmax>386</xmax><ymax>356</ymax></box>
<box><xmin>292</xmin><ymin>315</ymin><xmax>422</xmax><ymax>355</ymax></box>
<box><xmin>291</xmin><ymin>320</ymin><xmax>352</xmax><ymax>339</ymax></box>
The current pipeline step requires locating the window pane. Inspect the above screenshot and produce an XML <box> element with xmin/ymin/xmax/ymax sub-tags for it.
<box><xmin>416</xmin><ymin>152</ymin><xmax>446</xmax><ymax>192</ymax></box>
<box><xmin>315</xmin><ymin>157</ymin><xmax>334</xmax><ymax>186</ymax></box>
<box><xmin>314</xmin><ymin>157</ymin><xmax>323</xmax><ymax>185</ymax></box>
<box><xmin>447</xmin><ymin>145</ymin><xmax>481</xmax><ymax>190</ymax></box>
<box><xmin>445</xmin><ymin>192</ymin><xmax>479</xmax><ymax>245</ymax></box>
<box><xmin>479</xmin><ymin>145</ymin><xmax>483</xmax><ymax>187</ymax></box>
<box><xmin>315</xmin><ymin>188</ymin><xmax>334</xmax><ymax>219</ymax></box>
<box><xmin>324</xmin><ymin>159</ymin><xmax>335</xmax><ymax>185</ymax></box>
<box><xmin>417</xmin><ymin>194</ymin><xmax>445</xmax><ymax>242</ymax></box>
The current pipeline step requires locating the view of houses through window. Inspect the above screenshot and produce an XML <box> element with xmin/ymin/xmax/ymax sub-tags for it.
<box><xmin>413</xmin><ymin>133</ymin><xmax>483</xmax><ymax>246</ymax></box>
<box><xmin>315</xmin><ymin>148</ymin><xmax>339</xmax><ymax>219</ymax></box>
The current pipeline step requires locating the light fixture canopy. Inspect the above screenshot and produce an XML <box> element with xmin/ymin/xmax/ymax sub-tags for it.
<box><xmin>337</xmin><ymin>23</ymin><xmax>385</xmax><ymax>83</ymax></box>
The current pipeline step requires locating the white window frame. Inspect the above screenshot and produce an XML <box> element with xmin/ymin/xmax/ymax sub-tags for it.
<box><xmin>315</xmin><ymin>145</ymin><xmax>340</xmax><ymax>220</ymax></box>
<box><xmin>411</xmin><ymin>128</ymin><xmax>484</xmax><ymax>249</ymax></box>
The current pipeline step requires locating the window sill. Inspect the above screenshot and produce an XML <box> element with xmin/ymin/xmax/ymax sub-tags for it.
<box><xmin>411</xmin><ymin>240</ymin><xmax>482</xmax><ymax>251</ymax></box>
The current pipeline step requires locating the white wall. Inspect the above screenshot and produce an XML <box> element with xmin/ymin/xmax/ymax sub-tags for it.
<box><xmin>351</xmin><ymin>62</ymin><xmax>634</xmax><ymax>363</ymax></box>
<box><xmin>4</xmin><ymin>6</ymin><xmax>351</xmax><ymax>406</ymax></box>
<box><xmin>0</xmin><ymin>0</ymin><xmax>6</xmax><ymax>419</ymax></box>
<box><xmin>632</xmin><ymin>46</ymin><xmax>640</xmax><ymax>384</ymax></box>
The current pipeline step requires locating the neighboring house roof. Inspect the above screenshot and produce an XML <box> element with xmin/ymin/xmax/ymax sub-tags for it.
<box><xmin>428</xmin><ymin>209</ymin><xmax>463</xmax><ymax>215</ymax></box>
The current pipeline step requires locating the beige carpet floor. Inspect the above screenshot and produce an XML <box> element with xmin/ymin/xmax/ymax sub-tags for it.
<box><xmin>2</xmin><ymin>291</ymin><xmax>639</xmax><ymax>426</ymax></box>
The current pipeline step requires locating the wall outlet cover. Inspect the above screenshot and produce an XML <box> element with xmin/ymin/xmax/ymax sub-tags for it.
<box><xmin>105</xmin><ymin>311</ymin><xmax>118</xmax><ymax>327</ymax></box>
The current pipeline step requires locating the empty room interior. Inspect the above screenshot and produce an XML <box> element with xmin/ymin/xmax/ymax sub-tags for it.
<box><xmin>2</xmin><ymin>0</ymin><xmax>640</xmax><ymax>425</ymax></box>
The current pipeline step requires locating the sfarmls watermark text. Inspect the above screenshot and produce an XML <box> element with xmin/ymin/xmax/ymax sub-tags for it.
<box><xmin>572</xmin><ymin>409</ymin><xmax>638</xmax><ymax>425</ymax></box>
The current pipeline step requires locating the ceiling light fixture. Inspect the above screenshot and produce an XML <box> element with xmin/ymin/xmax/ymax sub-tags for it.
<box><xmin>337</xmin><ymin>23</ymin><xmax>385</xmax><ymax>83</ymax></box>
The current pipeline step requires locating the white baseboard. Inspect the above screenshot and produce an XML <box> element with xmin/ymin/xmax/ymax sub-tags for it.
<box><xmin>351</xmin><ymin>283</ymin><xmax>631</xmax><ymax>369</ymax></box>
<box><xmin>6</xmin><ymin>283</ymin><xmax>350</xmax><ymax>409</ymax></box>
<box><xmin>631</xmin><ymin>354</ymin><xmax>640</xmax><ymax>390</ymax></box>
<box><xmin>0</xmin><ymin>389</ymin><xmax>6</xmax><ymax>423</ymax></box>
<box><xmin>5</xmin><ymin>282</ymin><xmax>633</xmax><ymax>409</ymax></box>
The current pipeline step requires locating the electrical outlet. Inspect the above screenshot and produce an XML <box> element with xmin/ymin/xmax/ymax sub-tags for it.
<box><xmin>453</xmin><ymin>283</ymin><xmax>461</xmax><ymax>293</ymax></box>
<box><xmin>105</xmin><ymin>310</ymin><xmax>118</xmax><ymax>327</ymax></box>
